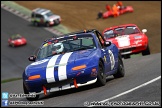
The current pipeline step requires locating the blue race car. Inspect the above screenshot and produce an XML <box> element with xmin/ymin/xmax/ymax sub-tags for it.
<box><xmin>23</xmin><ymin>29</ymin><xmax>125</xmax><ymax>101</ymax></box>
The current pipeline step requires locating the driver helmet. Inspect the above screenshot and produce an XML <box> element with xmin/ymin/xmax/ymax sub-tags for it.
<box><xmin>53</xmin><ymin>42</ymin><xmax>64</xmax><ymax>54</ymax></box>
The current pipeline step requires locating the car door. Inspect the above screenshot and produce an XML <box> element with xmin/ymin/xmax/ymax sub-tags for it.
<box><xmin>39</xmin><ymin>15</ymin><xmax>44</xmax><ymax>24</ymax></box>
<box><xmin>94</xmin><ymin>31</ymin><xmax>111</xmax><ymax>73</ymax></box>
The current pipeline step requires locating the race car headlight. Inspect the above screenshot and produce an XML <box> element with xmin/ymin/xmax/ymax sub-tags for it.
<box><xmin>11</xmin><ymin>41</ymin><xmax>15</xmax><ymax>43</ymax></box>
<box><xmin>28</xmin><ymin>75</ymin><xmax>40</xmax><ymax>80</ymax></box>
<box><xmin>134</xmin><ymin>36</ymin><xmax>142</xmax><ymax>39</ymax></box>
<box><xmin>72</xmin><ymin>65</ymin><xmax>86</xmax><ymax>71</ymax></box>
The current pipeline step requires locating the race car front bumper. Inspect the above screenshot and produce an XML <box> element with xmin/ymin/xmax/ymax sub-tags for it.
<box><xmin>23</xmin><ymin>66</ymin><xmax>98</xmax><ymax>95</ymax></box>
<box><xmin>28</xmin><ymin>78</ymin><xmax>97</xmax><ymax>95</ymax></box>
<box><xmin>119</xmin><ymin>42</ymin><xmax>148</xmax><ymax>55</ymax></box>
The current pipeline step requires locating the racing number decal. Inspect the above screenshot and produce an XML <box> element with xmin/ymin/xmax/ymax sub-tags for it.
<box><xmin>108</xmin><ymin>50</ymin><xmax>115</xmax><ymax>70</ymax></box>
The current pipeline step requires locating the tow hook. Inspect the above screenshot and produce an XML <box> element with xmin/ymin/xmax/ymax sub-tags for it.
<box><xmin>43</xmin><ymin>86</ymin><xmax>47</xmax><ymax>95</ymax></box>
<box><xmin>73</xmin><ymin>78</ymin><xmax>78</xmax><ymax>88</ymax></box>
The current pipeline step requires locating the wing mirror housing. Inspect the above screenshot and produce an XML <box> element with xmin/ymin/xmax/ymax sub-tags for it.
<box><xmin>142</xmin><ymin>29</ymin><xmax>147</xmax><ymax>34</ymax></box>
<box><xmin>28</xmin><ymin>55</ymin><xmax>36</xmax><ymax>61</ymax></box>
<box><xmin>104</xmin><ymin>41</ymin><xmax>111</xmax><ymax>47</ymax></box>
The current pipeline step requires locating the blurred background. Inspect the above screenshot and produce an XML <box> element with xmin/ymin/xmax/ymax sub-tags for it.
<box><xmin>15</xmin><ymin>1</ymin><xmax>161</xmax><ymax>54</ymax></box>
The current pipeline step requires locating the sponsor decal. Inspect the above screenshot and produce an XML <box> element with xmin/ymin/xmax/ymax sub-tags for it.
<box><xmin>134</xmin><ymin>40</ymin><xmax>142</xmax><ymax>44</ymax></box>
<box><xmin>104</xmin><ymin>56</ymin><xmax>107</xmax><ymax>62</ymax></box>
<box><xmin>116</xmin><ymin>35</ymin><xmax>130</xmax><ymax>47</ymax></box>
<box><xmin>108</xmin><ymin>50</ymin><xmax>115</xmax><ymax>70</ymax></box>
<box><xmin>91</xmin><ymin>68</ymin><xmax>97</xmax><ymax>77</ymax></box>
<box><xmin>43</xmin><ymin>43</ymin><xmax>48</xmax><ymax>47</ymax></box>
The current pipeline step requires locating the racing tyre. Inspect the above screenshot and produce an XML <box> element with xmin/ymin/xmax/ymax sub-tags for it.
<box><xmin>96</xmin><ymin>60</ymin><xmax>106</xmax><ymax>86</ymax></box>
<box><xmin>54</xmin><ymin>19</ymin><xmax>60</xmax><ymax>25</ymax></box>
<box><xmin>10</xmin><ymin>43</ymin><xmax>15</xmax><ymax>47</ymax></box>
<box><xmin>33</xmin><ymin>21</ymin><xmax>39</xmax><ymax>27</ymax></box>
<box><xmin>23</xmin><ymin>82</ymin><xmax>39</xmax><ymax>101</ymax></box>
<box><xmin>46</xmin><ymin>22</ymin><xmax>50</xmax><ymax>27</ymax></box>
<box><xmin>142</xmin><ymin>45</ymin><xmax>150</xmax><ymax>56</ymax></box>
<box><xmin>113</xmin><ymin>54</ymin><xmax>125</xmax><ymax>78</ymax></box>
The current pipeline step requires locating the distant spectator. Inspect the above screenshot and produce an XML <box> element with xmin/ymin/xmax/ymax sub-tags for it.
<box><xmin>105</xmin><ymin>4</ymin><xmax>111</xmax><ymax>11</ymax></box>
<box><xmin>96</xmin><ymin>10</ymin><xmax>103</xmax><ymax>20</ymax></box>
<box><xmin>112</xmin><ymin>4</ymin><xmax>119</xmax><ymax>17</ymax></box>
<box><xmin>116</xmin><ymin>1</ymin><xmax>125</xmax><ymax>10</ymax></box>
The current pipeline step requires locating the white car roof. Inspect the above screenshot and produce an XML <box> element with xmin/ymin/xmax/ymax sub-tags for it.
<box><xmin>32</xmin><ymin>8</ymin><xmax>51</xmax><ymax>15</ymax></box>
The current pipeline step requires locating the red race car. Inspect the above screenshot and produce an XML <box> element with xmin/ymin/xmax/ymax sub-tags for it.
<box><xmin>103</xmin><ymin>24</ymin><xmax>150</xmax><ymax>59</ymax></box>
<box><xmin>8</xmin><ymin>34</ymin><xmax>27</xmax><ymax>47</ymax></box>
<box><xmin>103</xmin><ymin>6</ymin><xmax>134</xmax><ymax>19</ymax></box>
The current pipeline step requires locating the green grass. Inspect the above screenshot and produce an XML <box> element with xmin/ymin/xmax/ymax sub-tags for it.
<box><xmin>53</xmin><ymin>24</ymin><xmax>71</xmax><ymax>34</ymax></box>
<box><xmin>1</xmin><ymin>1</ymin><xmax>31</xmax><ymax>16</ymax></box>
<box><xmin>1</xmin><ymin>77</ymin><xmax>22</xmax><ymax>84</ymax></box>
<box><xmin>1</xmin><ymin>1</ymin><xmax>70</xmax><ymax>84</ymax></box>
<box><xmin>131</xmin><ymin>53</ymin><xmax>142</xmax><ymax>58</ymax></box>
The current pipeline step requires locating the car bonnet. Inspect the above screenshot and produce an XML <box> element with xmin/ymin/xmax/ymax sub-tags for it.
<box><xmin>26</xmin><ymin>49</ymin><xmax>96</xmax><ymax>75</ymax></box>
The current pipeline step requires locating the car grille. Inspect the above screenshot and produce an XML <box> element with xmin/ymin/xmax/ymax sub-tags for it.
<box><xmin>44</xmin><ymin>79</ymin><xmax>73</xmax><ymax>88</ymax></box>
<box><xmin>53</xmin><ymin>19</ymin><xmax>59</xmax><ymax>23</ymax></box>
<box><xmin>120</xmin><ymin>47</ymin><xmax>136</xmax><ymax>53</ymax></box>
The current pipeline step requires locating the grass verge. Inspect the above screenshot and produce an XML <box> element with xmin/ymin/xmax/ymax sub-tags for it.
<box><xmin>1</xmin><ymin>77</ymin><xmax>22</xmax><ymax>84</ymax></box>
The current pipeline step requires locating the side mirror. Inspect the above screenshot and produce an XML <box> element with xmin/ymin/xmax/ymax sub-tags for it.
<box><xmin>142</xmin><ymin>29</ymin><xmax>147</xmax><ymax>34</ymax></box>
<box><xmin>28</xmin><ymin>55</ymin><xmax>36</xmax><ymax>61</ymax></box>
<box><xmin>104</xmin><ymin>41</ymin><xmax>111</xmax><ymax>47</ymax></box>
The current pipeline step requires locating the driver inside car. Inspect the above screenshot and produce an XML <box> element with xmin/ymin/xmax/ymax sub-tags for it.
<box><xmin>52</xmin><ymin>42</ymin><xmax>65</xmax><ymax>55</ymax></box>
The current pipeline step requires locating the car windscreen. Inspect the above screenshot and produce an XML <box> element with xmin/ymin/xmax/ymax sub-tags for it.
<box><xmin>11</xmin><ymin>35</ymin><xmax>22</xmax><ymax>40</ymax></box>
<box><xmin>45</xmin><ymin>11</ymin><xmax>54</xmax><ymax>17</ymax></box>
<box><xmin>36</xmin><ymin>34</ymin><xmax>96</xmax><ymax>60</ymax></box>
<box><xmin>124</xmin><ymin>26</ymin><xmax>140</xmax><ymax>35</ymax></box>
<box><xmin>104</xmin><ymin>26</ymin><xmax>140</xmax><ymax>39</ymax></box>
<box><xmin>103</xmin><ymin>30</ymin><xmax>116</xmax><ymax>39</ymax></box>
<box><xmin>114</xmin><ymin>26</ymin><xmax>140</xmax><ymax>35</ymax></box>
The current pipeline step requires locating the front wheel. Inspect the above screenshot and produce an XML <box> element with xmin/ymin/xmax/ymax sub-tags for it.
<box><xmin>96</xmin><ymin>61</ymin><xmax>106</xmax><ymax>86</ymax></box>
<box><xmin>113</xmin><ymin>54</ymin><xmax>125</xmax><ymax>78</ymax></box>
<box><xmin>10</xmin><ymin>43</ymin><xmax>15</xmax><ymax>47</ymax></box>
<box><xmin>23</xmin><ymin>82</ymin><xmax>39</xmax><ymax>101</ymax></box>
<box><xmin>33</xmin><ymin>21</ymin><xmax>39</xmax><ymax>27</ymax></box>
<box><xmin>46</xmin><ymin>22</ymin><xmax>50</xmax><ymax>27</ymax></box>
<box><xmin>54</xmin><ymin>19</ymin><xmax>60</xmax><ymax>25</ymax></box>
<box><xmin>142</xmin><ymin>45</ymin><xmax>150</xmax><ymax>56</ymax></box>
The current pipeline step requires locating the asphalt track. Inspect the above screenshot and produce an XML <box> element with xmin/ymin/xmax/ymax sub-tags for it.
<box><xmin>1</xmin><ymin>8</ymin><xmax>161</xmax><ymax>107</ymax></box>
<box><xmin>2</xmin><ymin>53</ymin><xmax>161</xmax><ymax>107</ymax></box>
<box><xmin>1</xmin><ymin>8</ymin><xmax>57</xmax><ymax>80</ymax></box>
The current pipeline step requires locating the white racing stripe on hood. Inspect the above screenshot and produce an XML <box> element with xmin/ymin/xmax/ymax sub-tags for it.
<box><xmin>116</xmin><ymin>35</ymin><xmax>130</xmax><ymax>47</ymax></box>
<box><xmin>46</xmin><ymin>55</ymin><xmax>60</xmax><ymax>83</ymax></box>
<box><xmin>58</xmin><ymin>52</ymin><xmax>73</xmax><ymax>81</ymax></box>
